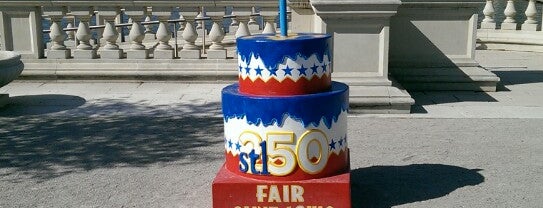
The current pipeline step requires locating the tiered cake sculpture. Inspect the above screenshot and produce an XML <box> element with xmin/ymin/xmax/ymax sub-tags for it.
<box><xmin>213</xmin><ymin>33</ymin><xmax>351</xmax><ymax>208</ymax></box>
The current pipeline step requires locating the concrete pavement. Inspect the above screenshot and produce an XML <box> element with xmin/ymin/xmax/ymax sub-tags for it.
<box><xmin>1</xmin><ymin>50</ymin><xmax>543</xmax><ymax>207</ymax></box>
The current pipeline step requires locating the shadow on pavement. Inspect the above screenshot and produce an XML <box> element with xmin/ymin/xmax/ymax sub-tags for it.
<box><xmin>492</xmin><ymin>70</ymin><xmax>543</xmax><ymax>86</ymax></box>
<box><xmin>351</xmin><ymin>164</ymin><xmax>484</xmax><ymax>208</ymax></box>
<box><xmin>0</xmin><ymin>94</ymin><xmax>86</xmax><ymax>116</ymax></box>
<box><xmin>0</xmin><ymin>99</ymin><xmax>224</xmax><ymax>182</ymax></box>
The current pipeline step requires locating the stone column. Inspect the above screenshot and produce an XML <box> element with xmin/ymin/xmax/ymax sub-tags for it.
<box><xmin>207</xmin><ymin>7</ymin><xmax>227</xmax><ymax>59</ymax></box>
<box><xmin>72</xmin><ymin>6</ymin><xmax>97</xmax><ymax>59</ymax></box>
<box><xmin>179</xmin><ymin>7</ymin><xmax>201</xmax><ymax>59</ymax></box>
<box><xmin>125</xmin><ymin>6</ymin><xmax>149</xmax><ymax>59</ymax></box>
<box><xmin>152</xmin><ymin>7</ymin><xmax>174</xmax><ymax>59</ymax></box>
<box><xmin>311</xmin><ymin>0</ymin><xmax>414</xmax><ymax>113</ymax></box>
<box><xmin>98</xmin><ymin>7</ymin><xmax>123</xmax><ymax>59</ymax></box>
<box><xmin>388</xmin><ymin>0</ymin><xmax>499</xmax><ymax>92</ymax></box>
<box><xmin>43</xmin><ymin>6</ymin><xmax>71</xmax><ymax>59</ymax></box>
<box><xmin>0</xmin><ymin>6</ymin><xmax>44</xmax><ymax>58</ymax></box>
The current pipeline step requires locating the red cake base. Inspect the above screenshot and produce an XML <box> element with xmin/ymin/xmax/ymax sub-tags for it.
<box><xmin>212</xmin><ymin>164</ymin><xmax>351</xmax><ymax>208</ymax></box>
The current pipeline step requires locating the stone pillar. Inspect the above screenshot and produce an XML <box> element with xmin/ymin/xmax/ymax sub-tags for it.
<box><xmin>98</xmin><ymin>7</ymin><xmax>123</xmax><ymax>59</ymax></box>
<box><xmin>207</xmin><ymin>7</ymin><xmax>227</xmax><ymax>59</ymax></box>
<box><xmin>0</xmin><ymin>6</ymin><xmax>44</xmax><ymax>58</ymax></box>
<box><xmin>388</xmin><ymin>0</ymin><xmax>499</xmax><ymax>92</ymax></box>
<box><xmin>152</xmin><ymin>7</ymin><xmax>174</xmax><ymax>59</ymax></box>
<box><xmin>72</xmin><ymin>6</ymin><xmax>97</xmax><ymax>59</ymax></box>
<box><xmin>311</xmin><ymin>0</ymin><xmax>414</xmax><ymax>113</ymax></box>
<box><xmin>179</xmin><ymin>7</ymin><xmax>201</xmax><ymax>59</ymax></box>
<box><xmin>43</xmin><ymin>6</ymin><xmax>71</xmax><ymax>59</ymax></box>
<box><xmin>125</xmin><ymin>6</ymin><xmax>149</xmax><ymax>59</ymax></box>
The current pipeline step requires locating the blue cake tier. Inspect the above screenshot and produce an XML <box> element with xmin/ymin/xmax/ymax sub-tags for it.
<box><xmin>222</xmin><ymin>82</ymin><xmax>348</xmax><ymax>129</ymax></box>
<box><xmin>236</xmin><ymin>33</ymin><xmax>332</xmax><ymax>96</ymax></box>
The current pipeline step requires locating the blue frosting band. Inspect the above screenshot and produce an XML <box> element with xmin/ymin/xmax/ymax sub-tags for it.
<box><xmin>222</xmin><ymin>82</ymin><xmax>349</xmax><ymax>129</ymax></box>
<box><xmin>237</xmin><ymin>33</ymin><xmax>332</xmax><ymax>70</ymax></box>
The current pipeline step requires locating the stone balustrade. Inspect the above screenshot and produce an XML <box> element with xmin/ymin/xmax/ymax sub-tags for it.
<box><xmin>0</xmin><ymin>0</ymin><xmax>282</xmax><ymax>59</ymax></box>
<box><xmin>1</xmin><ymin>0</ymin><xmax>518</xmax><ymax>114</ymax></box>
<box><xmin>477</xmin><ymin>0</ymin><xmax>543</xmax><ymax>52</ymax></box>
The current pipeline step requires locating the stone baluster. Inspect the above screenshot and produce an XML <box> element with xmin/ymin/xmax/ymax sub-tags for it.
<box><xmin>501</xmin><ymin>0</ymin><xmax>517</xmax><ymax>30</ymax></box>
<box><xmin>229</xmin><ymin>11</ymin><xmax>239</xmax><ymax>35</ymax></box>
<box><xmin>207</xmin><ymin>7</ymin><xmax>227</xmax><ymax>59</ymax></box>
<box><xmin>233</xmin><ymin>7</ymin><xmax>252</xmax><ymax>38</ymax></box>
<box><xmin>179</xmin><ymin>7</ymin><xmax>201</xmax><ymax>59</ymax></box>
<box><xmin>248</xmin><ymin>7</ymin><xmax>260</xmax><ymax>32</ymax></box>
<box><xmin>98</xmin><ymin>7</ymin><xmax>123</xmax><ymax>59</ymax></box>
<box><xmin>72</xmin><ymin>6</ymin><xmax>97</xmax><ymax>59</ymax></box>
<box><xmin>176</xmin><ymin>14</ymin><xmax>186</xmax><ymax>38</ymax></box>
<box><xmin>152</xmin><ymin>7</ymin><xmax>174</xmax><ymax>59</ymax></box>
<box><xmin>66</xmin><ymin>16</ymin><xmax>76</xmax><ymax>42</ymax></box>
<box><xmin>522</xmin><ymin>0</ymin><xmax>538</xmax><ymax>31</ymax></box>
<box><xmin>114</xmin><ymin>13</ymin><xmax>123</xmax><ymax>44</ymax></box>
<box><xmin>125</xmin><ymin>6</ymin><xmax>149</xmax><ymax>59</ymax></box>
<box><xmin>43</xmin><ymin>6</ymin><xmax>71</xmax><ymax>59</ymax></box>
<box><xmin>260</xmin><ymin>7</ymin><xmax>278</xmax><ymax>35</ymax></box>
<box><xmin>143</xmin><ymin>14</ymin><xmax>156</xmax><ymax>40</ymax></box>
<box><xmin>481</xmin><ymin>0</ymin><xmax>496</xmax><ymax>29</ymax></box>
<box><xmin>196</xmin><ymin>7</ymin><xmax>206</xmax><ymax>38</ymax></box>
<box><xmin>127</xmin><ymin>17</ymin><xmax>133</xmax><ymax>30</ymax></box>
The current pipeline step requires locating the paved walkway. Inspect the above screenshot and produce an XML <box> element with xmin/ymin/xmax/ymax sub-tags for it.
<box><xmin>0</xmin><ymin>50</ymin><xmax>542</xmax><ymax>207</ymax></box>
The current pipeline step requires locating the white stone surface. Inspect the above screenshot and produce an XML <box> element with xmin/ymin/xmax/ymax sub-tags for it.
<box><xmin>126</xmin><ymin>50</ymin><xmax>149</xmax><ymax>59</ymax></box>
<box><xmin>73</xmin><ymin>50</ymin><xmax>97</xmax><ymax>59</ymax></box>
<box><xmin>179</xmin><ymin>50</ymin><xmax>201</xmax><ymax>59</ymax></box>
<box><xmin>47</xmin><ymin>50</ymin><xmax>71</xmax><ymax>59</ymax></box>
<box><xmin>152</xmin><ymin>50</ymin><xmax>174</xmax><ymax>59</ymax></box>
<box><xmin>207</xmin><ymin>50</ymin><xmax>227</xmax><ymax>59</ymax></box>
<box><xmin>99</xmin><ymin>50</ymin><xmax>124</xmax><ymax>59</ymax></box>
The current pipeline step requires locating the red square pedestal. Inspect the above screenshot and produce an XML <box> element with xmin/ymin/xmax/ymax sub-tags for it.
<box><xmin>212</xmin><ymin>164</ymin><xmax>351</xmax><ymax>208</ymax></box>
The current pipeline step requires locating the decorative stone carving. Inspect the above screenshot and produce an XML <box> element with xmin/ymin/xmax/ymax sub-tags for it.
<box><xmin>125</xmin><ymin>6</ymin><xmax>149</xmax><ymax>59</ymax></box>
<box><xmin>501</xmin><ymin>0</ymin><xmax>518</xmax><ymax>30</ymax></box>
<box><xmin>481</xmin><ymin>0</ymin><xmax>496</xmax><ymax>29</ymax></box>
<box><xmin>43</xmin><ymin>6</ymin><xmax>71</xmax><ymax>59</ymax></box>
<box><xmin>522</xmin><ymin>0</ymin><xmax>538</xmax><ymax>31</ymax></box>
<box><xmin>207</xmin><ymin>7</ymin><xmax>227</xmax><ymax>59</ymax></box>
<box><xmin>179</xmin><ymin>7</ymin><xmax>201</xmax><ymax>59</ymax></box>
<box><xmin>152</xmin><ymin>7</ymin><xmax>174</xmax><ymax>59</ymax></box>
<box><xmin>72</xmin><ymin>6</ymin><xmax>97</xmax><ymax>59</ymax></box>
